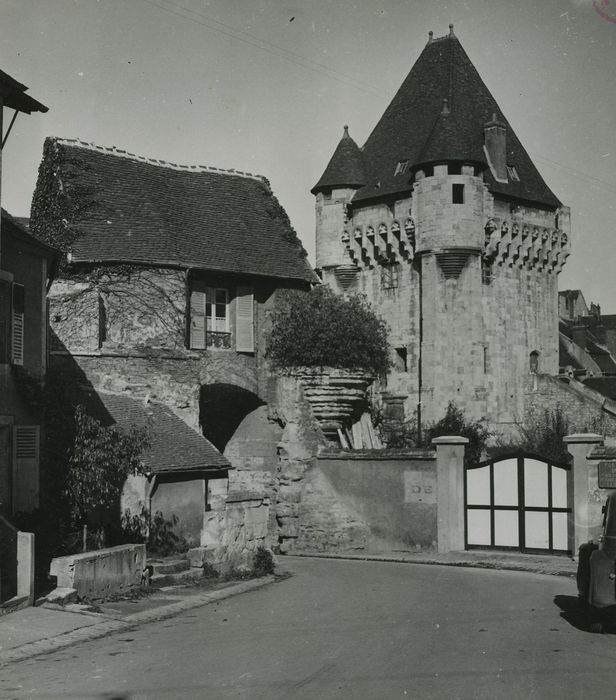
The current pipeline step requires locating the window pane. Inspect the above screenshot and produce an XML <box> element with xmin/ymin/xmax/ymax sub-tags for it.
<box><xmin>493</xmin><ymin>459</ymin><xmax>518</xmax><ymax>506</ymax></box>
<box><xmin>215</xmin><ymin>289</ymin><xmax>227</xmax><ymax>305</ymax></box>
<box><xmin>215</xmin><ymin>303</ymin><xmax>226</xmax><ymax>319</ymax></box>
<box><xmin>467</xmin><ymin>509</ymin><xmax>491</xmax><ymax>546</ymax></box>
<box><xmin>467</xmin><ymin>465</ymin><xmax>490</xmax><ymax>505</ymax></box>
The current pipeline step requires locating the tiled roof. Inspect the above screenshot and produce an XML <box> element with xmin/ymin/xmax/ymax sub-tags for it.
<box><xmin>1</xmin><ymin>209</ymin><xmax>57</xmax><ymax>258</ymax></box>
<box><xmin>351</xmin><ymin>30</ymin><xmax>561</xmax><ymax>208</ymax></box>
<box><xmin>32</xmin><ymin>138</ymin><xmax>315</xmax><ymax>283</ymax></box>
<box><xmin>584</xmin><ymin>378</ymin><xmax>616</xmax><ymax>402</ymax></box>
<box><xmin>73</xmin><ymin>389</ymin><xmax>230</xmax><ymax>474</ymax></box>
<box><xmin>311</xmin><ymin>126</ymin><xmax>367</xmax><ymax>194</ymax></box>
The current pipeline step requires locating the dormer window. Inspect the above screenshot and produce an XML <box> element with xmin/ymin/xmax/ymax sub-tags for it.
<box><xmin>394</xmin><ymin>160</ymin><xmax>409</xmax><ymax>175</ymax></box>
<box><xmin>506</xmin><ymin>165</ymin><xmax>520</xmax><ymax>182</ymax></box>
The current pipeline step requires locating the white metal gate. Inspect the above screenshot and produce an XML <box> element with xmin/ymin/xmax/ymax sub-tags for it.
<box><xmin>465</xmin><ymin>453</ymin><xmax>572</xmax><ymax>553</ymax></box>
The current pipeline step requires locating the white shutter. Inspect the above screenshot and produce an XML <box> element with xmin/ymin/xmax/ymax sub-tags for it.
<box><xmin>235</xmin><ymin>286</ymin><xmax>254</xmax><ymax>352</ymax></box>
<box><xmin>190</xmin><ymin>290</ymin><xmax>206</xmax><ymax>349</ymax></box>
<box><xmin>13</xmin><ymin>425</ymin><xmax>40</xmax><ymax>513</ymax></box>
<box><xmin>12</xmin><ymin>284</ymin><xmax>24</xmax><ymax>366</ymax></box>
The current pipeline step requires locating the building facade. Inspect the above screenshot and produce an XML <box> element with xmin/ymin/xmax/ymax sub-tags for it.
<box><xmin>312</xmin><ymin>27</ymin><xmax>571</xmax><ymax>436</ymax></box>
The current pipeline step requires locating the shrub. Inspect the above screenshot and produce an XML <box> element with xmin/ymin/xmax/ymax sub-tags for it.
<box><xmin>419</xmin><ymin>402</ymin><xmax>490</xmax><ymax>465</ymax></box>
<box><xmin>266</xmin><ymin>286</ymin><xmax>390</xmax><ymax>377</ymax></box>
<box><xmin>252</xmin><ymin>546</ymin><xmax>275</xmax><ymax>576</ymax></box>
<box><xmin>118</xmin><ymin>507</ymin><xmax>189</xmax><ymax>557</ymax></box>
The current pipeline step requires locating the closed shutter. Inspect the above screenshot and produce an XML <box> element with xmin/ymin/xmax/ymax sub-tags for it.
<box><xmin>12</xmin><ymin>284</ymin><xmax>24</xmax><ymax>366</ymax></box>
<box><xmin>190</xmin><ymin>290</ymin><xmax>206</xmax><ymax>349</ymax></box>
<box><xmin>235</xmin><ymin>286</ymin><xmax>254</xmax><ymax>352</ymax></box>
<box><xmin>13</xmin><ymin>425</ymin><xmax>40</xmax><ymax>513</ymax></box>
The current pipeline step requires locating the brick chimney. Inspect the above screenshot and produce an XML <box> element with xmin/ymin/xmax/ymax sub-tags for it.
<box><xmin>484</xmin><ymin>114</ymin><xmax>507</xmax><ymax>182</ymax></box>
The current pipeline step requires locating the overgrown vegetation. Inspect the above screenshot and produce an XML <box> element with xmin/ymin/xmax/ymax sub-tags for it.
<box><xmin>492</xmin><ymin>405</ymin><xmax>572</xmax><ymax>463</ymax></box>
<box><xmin>266</xmin><ymin>286</ymin><xmax>391</xmax><ymax>376</ymax></box>
<box><xmin>118</xmin><ymin>507</ymin><xmax>189</xmax><ymax>557</ymax></box>
<box><xmin>67</xmin><ymin>406</ymin><xmax>150</xmax><ymax>545</ymax></box>
<box><xmin>379</xmin><ymin>401</ymin><xmax>490</xmax><ymax>465</ymax></box>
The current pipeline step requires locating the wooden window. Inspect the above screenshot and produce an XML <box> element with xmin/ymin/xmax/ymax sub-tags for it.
<box><xmin>190</xmin><ymin>287</ymin><xmax>230</xmax><ymax>349</ymax></box>
<box><xmin>12</xmin><ymin>283</ymin><xmax>25</xmax><ymax>366</ymax></box>
<box><xmin>13</xmin><ymin>425</ymin><xmax>40</xmax><ymax>512</ymax></box>
<box><xmin>394</xmin><ymin>160</ymin><xmax>409</xmax><ymax>175</ymax></box>
<box><xmin>235</xmin><ymin>286</ymin><xmax>254</xmax><ymax>353</ymax></box>
<box><xmin>452</xmin><ymin>184</ymin><xmax>465</xmax><ymax>204</ymax></box>
<box><xmin>0</xmin><ymin>280</ymin><xmax>10</xmax><ymax>364</ymax></box>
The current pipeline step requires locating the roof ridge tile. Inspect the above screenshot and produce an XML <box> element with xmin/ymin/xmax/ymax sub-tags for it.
<box><xmin>52</xmin><ymin>137</ymin><xmax>266</xmax><ymax>183</ymax></box>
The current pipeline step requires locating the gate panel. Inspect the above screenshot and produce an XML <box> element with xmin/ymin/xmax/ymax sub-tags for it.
<box><xmin>465</xmin><ymin>453</ymin><xmax>571</xmax><ymax>554</ymax></box>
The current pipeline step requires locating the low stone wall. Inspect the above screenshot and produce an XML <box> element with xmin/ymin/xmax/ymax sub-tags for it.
<box><xmin>49</xmin><ymin>544</ymin><xmax>146</xmax><ymax>600</ymax></box>
<box><xmin>297</xmin><ymin>449</ymin><xmax>438</xmax><ymax>553</ymax></box>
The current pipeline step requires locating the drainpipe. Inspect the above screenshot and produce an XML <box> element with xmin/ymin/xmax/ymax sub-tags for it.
<box><xmin>417</xmin><ymin>253</ymin><xmax>423</xmax><ymax>445</ymax></box>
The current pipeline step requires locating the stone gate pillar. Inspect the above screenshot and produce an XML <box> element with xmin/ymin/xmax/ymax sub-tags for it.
<box><xmin>433</xmin><ymin>436</ymin><xmax>468</xmax><ymax>553</ymax></box>
<box><xmin>564</xmin><ymin>433</ymin><xmax>604</xmax><ymax>554</ymax></box>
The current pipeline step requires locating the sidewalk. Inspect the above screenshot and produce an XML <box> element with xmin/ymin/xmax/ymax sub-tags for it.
<box><xmin>0</xmin><ymin>576</ymin><xmax>276</xmax><ymax>666</ymax></box>
<box><xmin>0</xmin><ymin>550</ymin><xmax>578</xmax><ymax>667</ymax></box>
<box><xmin>290</xmin><ymin>549</ymin><xmax>579</xmax><ymax>578</ymax></box>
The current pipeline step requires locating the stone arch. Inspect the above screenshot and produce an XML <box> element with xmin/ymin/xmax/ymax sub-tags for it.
<box><xmin>199</xmin><ymin>383</ymin><xmax>265</xmax><ymax>452</ymax></box>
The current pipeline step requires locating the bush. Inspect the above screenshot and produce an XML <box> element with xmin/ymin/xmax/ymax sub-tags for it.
<box><xmin>420</xmin><ymin>402</ymin><xmax>490</xmax><ymax>465</ymax></box>
<box><xmin>252</xmin><ymin>546</ymin><xmax>275</xmax><ymax>576</ymax></box>
<box><xmin>266</xmin><ymin>286</ymin><xmax>390</xmax><ymax>376</ymax></box>
<box><xmin>117</xmin><ymin>507</ymin><xmax>189</xmax><ymax>557</ymax></box>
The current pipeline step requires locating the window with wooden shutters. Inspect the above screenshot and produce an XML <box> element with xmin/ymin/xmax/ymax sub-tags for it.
<box><xmin>235</xmin><ymin>286</ymin><xmax>254</xmax><ymax>352</ymax></box>
<box><xmin>13</xmin><ymin>425</ymin><xmax>40</xmax><ymax>513</ymax></box>
<box><xmin>12</xmin><ymin>283</ymin><xmax>24</xmax><ymax>366</ymax></box>
<box><xmin>190</xmin><ymin>290</ymin><xmax>206</xmax><ymax>349</ymax></box>
<box><xmin>0</xmin><ymin>280</ymin><xmax>10</xmax><ymax>364</ymax></box>
<box><xmin>190</xmin><ymin>287</ymin><xmax>230</xmax><ymax>349</ymax></box>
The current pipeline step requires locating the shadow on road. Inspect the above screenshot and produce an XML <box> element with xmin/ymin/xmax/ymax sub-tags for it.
<box><xmin>553</xmin><ymin>594</ymin><xmax>616</xmax><ymax>634</ymax></box>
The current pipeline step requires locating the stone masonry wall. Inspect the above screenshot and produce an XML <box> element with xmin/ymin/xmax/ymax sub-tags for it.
<box><xmin>524</xmin><ymin>374</ymin><xmax>616</xmax><ymax>437</ymax></box>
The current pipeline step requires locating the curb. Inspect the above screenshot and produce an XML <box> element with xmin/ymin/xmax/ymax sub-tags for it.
<box><xmin>287</xmin><ymin>552</ymin><xmax>577</xmax><ymax>578</ymax></box>
<box><xmin>0</xmin><ymin>576</ymin><xmax>275</xmax><ymax>666</ymax></box>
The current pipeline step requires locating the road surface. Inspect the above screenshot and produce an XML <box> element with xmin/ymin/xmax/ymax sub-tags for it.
<box><xmin>1</xmin><ymin>556</ymin><xmax>614</xmax><ymax>699</ymax></box>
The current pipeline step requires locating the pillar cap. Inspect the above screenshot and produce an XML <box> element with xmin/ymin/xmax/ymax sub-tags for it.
<box><xmin>432</xmin><ymin>435</ymin><xmax>469</xmax><ymax>445</ymax></box>
<box><xmin>563</xmin><ymin>433</ymin><xmax>604</xmax><ymax>445</ymax></box>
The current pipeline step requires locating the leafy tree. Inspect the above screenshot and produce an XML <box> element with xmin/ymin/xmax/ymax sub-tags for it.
<box><xmin>266</xmin><ymin>286</ymin><xmax>391</xmax><ymax>376</ymax></box>
<box><xmin>66</xmin><ymin>406</ymin><xmax>149</xmax><ymax>545</ymax></box>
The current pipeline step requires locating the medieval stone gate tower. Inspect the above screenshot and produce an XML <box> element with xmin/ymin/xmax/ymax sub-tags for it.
<box><xmin>312</xmin><ymin>26</ymin><xmax>571</xmax><ymax>436</ymax></box>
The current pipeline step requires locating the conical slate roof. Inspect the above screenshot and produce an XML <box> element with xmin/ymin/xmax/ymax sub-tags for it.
<box><xmin>351</xmin><ymin>28</ymin><xmax>561</xmax><ymax>208</ymax></box>
<box><xmin>311</xmin><ymin>125</ymin><xmax>367</xmax><ymax>194</ymax></box>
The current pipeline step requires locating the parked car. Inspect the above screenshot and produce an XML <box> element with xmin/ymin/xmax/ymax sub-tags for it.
<box><xmin>577</xmin><ymin>490</ymin><xmax>616</xmax><ymax>633</ymax></box>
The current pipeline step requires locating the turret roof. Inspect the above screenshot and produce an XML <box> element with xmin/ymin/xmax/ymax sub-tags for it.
<box><xmin>311</xmin><ymin>125</ymin><xmax>367</xmax><ymax>194</ymax></box>
<box><xmin>349</xmin><ymin>28</ymin><xmax>561</xmax><ymax>208</ymax></box>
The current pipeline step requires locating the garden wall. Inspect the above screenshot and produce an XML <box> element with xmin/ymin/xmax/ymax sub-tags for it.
<box><xmin>298</xmin><ymin>450</ymin><xmax>437</xmax><ymax>552</ymax></box>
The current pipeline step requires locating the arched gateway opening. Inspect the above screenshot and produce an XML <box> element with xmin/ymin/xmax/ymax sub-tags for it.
<box><xmin>199</xmin><ymin>383</ymin><xmax>265</xmax><ymax>452</ymax></box>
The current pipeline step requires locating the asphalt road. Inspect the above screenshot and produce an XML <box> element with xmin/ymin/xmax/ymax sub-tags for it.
<box><xmin>1</xmin><ymin>556</ymin><xmax>615</xmax><ymax>700</ymax></box>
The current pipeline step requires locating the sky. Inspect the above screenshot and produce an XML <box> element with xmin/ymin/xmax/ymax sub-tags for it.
<box><xmin>1</xmin><ymin>0</ymin><xmax>615</xmax><ymax>309</ymax></box>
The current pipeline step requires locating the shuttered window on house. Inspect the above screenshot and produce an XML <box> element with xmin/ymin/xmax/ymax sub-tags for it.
<box><xmin>190</xmin><ymin>287</ymin><xmax>230</xmax><ymax>349</ymax></box>
<box><xmin>235</xmin><ymin>286</ymin><xmax>254</xmax><ymax>353</ymax></box>
<box><xmin>13</xmin><ymin>425</ymin><xmax>40</xmax><ymax>513</ymax></box>
<box><xmin>0</xmin><ymin>280</ymin><xmax>10</xmax><ymax>364</ymax></box>
<box><xmin>12</xmin><ymin>283</ymin><xmax>25</xmax><ymax>366</ymax></box>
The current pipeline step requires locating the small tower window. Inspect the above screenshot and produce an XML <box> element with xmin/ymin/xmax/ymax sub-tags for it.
<box><xmin>452</xmin><ymin>184</ymin><xmax>465</xmax><ymax>204</ymax></box>
<box><xmin>395</xmin><ymin>347</ymin><xmax>408</xmax><ymax>372</ymax></box>
<box><xmin>529</xmin><ymin>351</ymin><xmax>539</xmax><ymax>373</ymax></box>
<box><xmin>394</xmin><ymin>160</ymin><xmax>409</xmax><ymax>175</ymax></box>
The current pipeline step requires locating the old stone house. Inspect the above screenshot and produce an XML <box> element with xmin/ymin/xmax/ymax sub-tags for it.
<box><xmin>312</xmin><ymin>26</ymin><xmax>572</xmax><ymax>438</ymax></box>
<box><xmin>28</xmin><ymin>137</ymin><xmax>316</xmax><ymax>555</ymax></box>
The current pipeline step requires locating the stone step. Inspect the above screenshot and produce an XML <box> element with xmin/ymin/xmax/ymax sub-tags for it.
<box><xmin>149</xmin><ymin>566</ymin><xmax>204</xmax><ymax>588</ymax></box>
<box><xmin>147</xmin><ymin>557</ymin><xmax>191</xmax><ymax>575</ymax></box>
